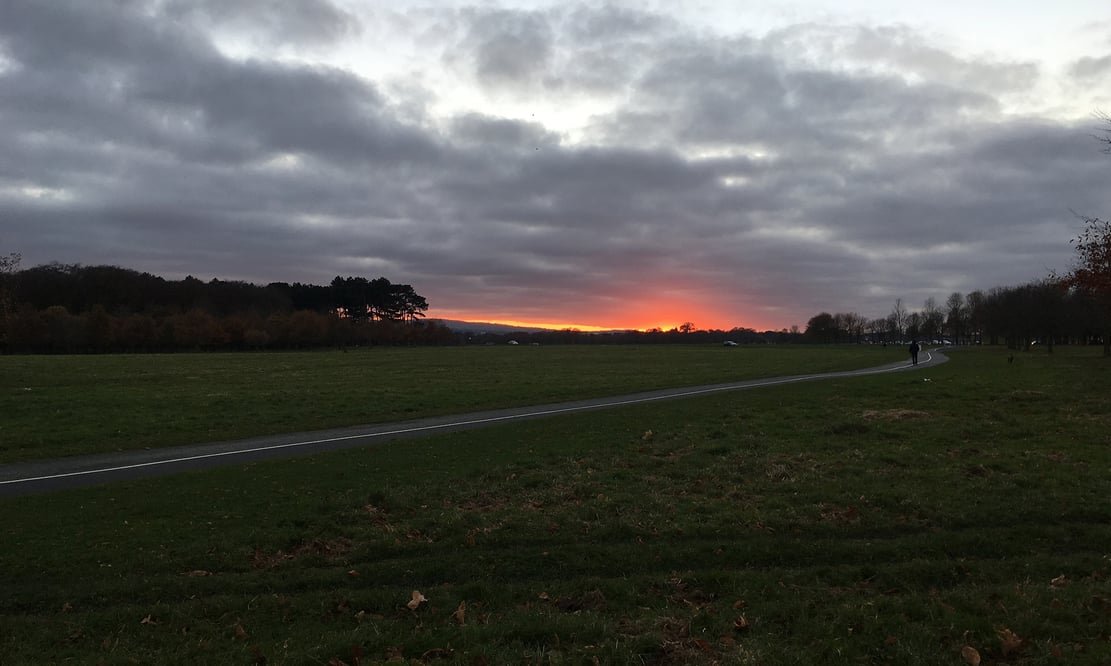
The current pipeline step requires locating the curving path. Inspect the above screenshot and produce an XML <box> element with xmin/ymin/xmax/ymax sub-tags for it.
<box><xmin>0</xmin><ymin>349</ymin><xmax>946</xmax><ymax>498</ymax></box>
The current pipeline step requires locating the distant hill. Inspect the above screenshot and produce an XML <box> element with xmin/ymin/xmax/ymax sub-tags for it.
<box><xmin>432</xmin><ymin>319</ymin><xmax>554</xmax><ymax>334</ymax></box>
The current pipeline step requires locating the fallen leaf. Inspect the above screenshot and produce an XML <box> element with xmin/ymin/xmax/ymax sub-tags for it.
<box><xmin>421</xmin><ymin>647</ymin><xmax>454</xmax><ymax>660</ymax></box>
<box><xmin>961</xmin><ymin>645</ymin><xmax>981</xmax><ymax>665</ymax></box>
<box><xmin>452</xmin><ymin>600</ymin><xmax>466</xmax><ymax>625</ymax></box>
<box><xmin>61</xmin><ymin>602</ymin><xmax>73</xmax><ymax>613</ymax></box>
<box><xmin>733</xmin><ymin>615</ymin><xmax>750</xmax><ymax>631</ymax></box>
<box><xmin>184</xmin><ymin>570</ymin><xmax>212</xmax><ymax>577</ymax></box>
<box><xmin>140</xmin><ymin>614</ymin><xmax>157</xmax><ymax>625</ymax></box>
<box><xmin>642</xmin><ymin>430</ymin><xmax>653</xmax><ymax>440</ymax></box>
<box><xmin>1050</xmin><ymin>574</ymin><xmax>1069</xmax><ymax>587</ymax></box>
<box><xmin>538</xmin><ymin>592</ymin><xmax>550</xmax><ymax>601</ymax></box>
<box><xmin>234</xmin><ymin>623</ymin><xmax>249</xmax><ymax>641</ymax></box>
<box><xmin>997</xmin><ymin>627</ymin><xmax>1023</xmax><ymax>656</ymax></box>
<box><xmin>407</xmin><ymin>590</ymin><xmax>426</xmax><ymax>610</ymax></box>
<box><xmin>346</xmin><ymin>569</ymin><xmax>359</xmax><ymax>577</ymax></box>
<box><xmin>355</xmin><ymin>610</ymin><xmax>366</xmax><ymax>622</ymax></box>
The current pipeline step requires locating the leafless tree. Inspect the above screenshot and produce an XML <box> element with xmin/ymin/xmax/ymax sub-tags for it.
<box><xmin>945</xmin><ymin>292</ymin><xmax>967</xmax><ymax>344</ymax></box>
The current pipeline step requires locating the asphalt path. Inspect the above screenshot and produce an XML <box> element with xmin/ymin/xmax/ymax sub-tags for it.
<box><xmin>0</xmin><ymin>348</ymin><xmax>946</xmax><ymax>498</ymax></box>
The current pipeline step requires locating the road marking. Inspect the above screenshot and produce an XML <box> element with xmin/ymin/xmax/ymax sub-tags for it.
<box><xmin>0</xmin><ymin>353</ymin><xmax>937</xmax><ymax>488</ymax></box>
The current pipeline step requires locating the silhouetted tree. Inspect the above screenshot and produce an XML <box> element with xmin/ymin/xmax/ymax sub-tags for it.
<box><xmin>920</xmin><ymin>297</ymin><xmax>944</xmax><ymax>342</ymax></box>
<box><xmin>84</xmin><ymin>305</ymin><xmax>114</xmax><ymax>350</ymax></box>
<box><xmin>889</xmin><ymin>299</ymin><xmax>908</xmax><ymax>339</ymax></box>
<box><xmin>389</xmin><ymin>283</ymin><xmax>429</xmax><ymax>321</ymax></box>
<box><xmin>805</xmin><ymin>312</ymin><xmax>837</xmax><ymax>343</ymax></box>
<box><xmin>1056</xmin><ymin>112</ymin><xmax>1111</xmax><ymax>354</ymax></box>
<box><xmin>0</xmin><ymin>252</ymin><xmax>20</xmax><ymax>349</ymax></box>
<box><xmin>966</xmin><ymin>290</ymin><xmax>986</xmax><ymax>345</ymax></box>
<box><xmin>905</xmin><ymin>312</ymin><xmax>922</xmax><ymax>341</ymax></box>
<box><xmin>1062</xmin><ymin>215</ymin><xmax>1111</xmax><ymax>355</ymax></box>
<box><xmin>118</xmin><ymin>313</ymin><xmax>158</xmax><ymax>351</ymax></box>
<box><xmin>944</xmin><ymin>292</ymin><xmax>967</xmax><ymax>344</ymax></box>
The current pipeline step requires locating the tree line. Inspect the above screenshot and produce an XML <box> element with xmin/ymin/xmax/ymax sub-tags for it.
<box><xmin>806</xmin><ymin>115</ymin><xmax>1111</xmax><ymax>354</ymax></box>
<box><xmin>801</xmin><ymin>212</ymin><xmax>1111</xmax><ymax>354</ymax></box>
<box><xmin>462</xmin><ymin>326</ymin><xmax>799</xmax><ymax>347</ymax></box>
<box><xmin>0</xmin><ymin>260</ymin><xmax>452</xmax><ymax>353</ymax></box>
<box><xmin>803</xmin><ymin>280</ymin><xmax>1104</xmax><ymax>351</ymax></box>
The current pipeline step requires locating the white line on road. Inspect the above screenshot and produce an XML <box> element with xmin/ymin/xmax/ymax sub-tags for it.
<box><xmin>0</xmin><ymin>353</ymin><xmax>933</xmax><ymax>488</ymax></box>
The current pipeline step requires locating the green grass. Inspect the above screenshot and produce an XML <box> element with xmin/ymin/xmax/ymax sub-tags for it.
<box><xmin>0</xmin><ymin>345</ymin><xmax>901</xmax><ymax>463</ymax></box>
<box><xmin>1</xmin><ymin>346</ymin><xmax>1110</xmax><ymax>664</ymax></box>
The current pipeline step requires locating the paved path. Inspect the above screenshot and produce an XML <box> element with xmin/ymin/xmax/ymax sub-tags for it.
<box><xmin>0</xmin><ymin>349</ymin><xmax>946</xmax><ymax>498</ymax></box>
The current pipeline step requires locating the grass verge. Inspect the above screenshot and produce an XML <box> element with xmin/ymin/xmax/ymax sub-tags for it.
<box><xmin>1</xmin><ymin>346</ymin><xmax>1108</xmax><ymax>664</ymax></box>
<box><xmin>0</xmin><ymin>345</ymin><xmax>901</xmax><ymax>463</ymax></box>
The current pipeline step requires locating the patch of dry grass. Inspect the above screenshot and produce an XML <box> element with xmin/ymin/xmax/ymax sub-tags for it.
<box><xmin>861</xmin><ymin>408</ymin><xmax>930</xmax><ymax>420</ymax></box>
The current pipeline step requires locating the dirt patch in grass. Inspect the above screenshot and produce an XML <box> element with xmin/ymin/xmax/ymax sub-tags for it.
<box><xmin>862</xmin><ymin>408</ymin><xmax>930</xmax><ymax>421</ymax></box>
<box><xmin>250</xmin><ymin>537</ymin><xmax>354</xmax><ymax>569</ymax></box>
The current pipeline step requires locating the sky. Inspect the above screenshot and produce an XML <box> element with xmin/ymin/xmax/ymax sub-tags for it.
<box><xmin>2</xmin><ymin>1</ymin><xmax>1110</xmax><ymax>332</ymax></box>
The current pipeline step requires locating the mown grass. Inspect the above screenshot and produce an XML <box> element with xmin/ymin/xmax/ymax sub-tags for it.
<box><xmin>1</xmin><ymin>346</ymin><xmax>1109</xmax><ymax>664</ymax></box>
<box><xmin>0</xmin><ymin>345</ymin><xmax>901</xmax><ymax>463</ymax></box>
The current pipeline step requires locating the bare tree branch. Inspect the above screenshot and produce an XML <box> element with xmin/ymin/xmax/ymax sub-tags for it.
<box><xmin>1095</xmin><ymin>109</ymin><xmax>1111</xmax><ymax>154</ymax></box>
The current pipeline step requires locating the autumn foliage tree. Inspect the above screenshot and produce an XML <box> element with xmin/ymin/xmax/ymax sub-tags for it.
<box><xmin>0</xmin><ymin>262</ymin><xmax>444</xmax><ymax>353</ymax></box>
<box><xmin>1063</xmin><ymin>215</ymin><xmax>1111</xmax><ymax>355</ymax></box>
<box><xmin>1060</xmin><ymin>113</ymin><xmax>1111</xmax><ymax>355</ymax></box>
<box><xmin>0</xmin><ymin>252</ymin><xmax>20</xmax><ymax>347</ymax></box>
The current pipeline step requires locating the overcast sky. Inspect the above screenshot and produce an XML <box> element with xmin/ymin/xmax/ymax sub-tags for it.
<box><xmin>3</xmin><ymin>1</ymin><xmax>1110</xmax><ymax>331</ymax></box>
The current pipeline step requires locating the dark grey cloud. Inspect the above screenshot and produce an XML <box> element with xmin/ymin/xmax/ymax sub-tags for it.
<box><xmin>777</xmin><ymin>23</ymin><xmax>1041</xmax><ymax>95</ymax></box>
<box><xmin>561</xmin><ymin>4</ymin><xmax>673</xmax><ymax>43</ymax></box>
<box><xmin>165</xmin><ymin>0</ymin><xmax>361</xmax><ymax>47</ymax></box>
<box><xmin>1070</xmin><ymin>53</ymin><xmax>1111</xmax><ymax>80</ymax></box>
<box><xmin>453</xmin><ymin>8</ymin><xmax>556</xmax><ymax>90</ymax></box>
<box><xmin>448</xmin><ymin>112</ymin><xmax>557</xmax><ymax>150</ymax></box>
<box><xmin>2</xmin><ymin>2</ymin><xmax>1108</xmax><ymax>330</ymax></box>
<box><xmin>599</xmin><ymin>34</ymin><xmax>998</xmax><ymax>153</ymax></box>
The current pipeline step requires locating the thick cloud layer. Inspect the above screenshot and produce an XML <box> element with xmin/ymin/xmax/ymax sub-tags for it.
<box><xmin>2</xmin><ymin>0</ymin><xmax>1109</xmax><ymax>330</ymax></box>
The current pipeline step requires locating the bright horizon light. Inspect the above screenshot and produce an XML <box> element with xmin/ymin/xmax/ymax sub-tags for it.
<box><xmin>428</xmin><ymin>308</ymin><xmax>764</xmax><ymax>333</ymax></box>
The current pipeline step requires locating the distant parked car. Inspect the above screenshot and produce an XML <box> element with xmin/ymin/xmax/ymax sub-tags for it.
<box><xmin>507</xmin><ymin>340</ymin><xmax>519</xmax><ymax>345</ymax></box>
<box><xmin>723</xmin><ymin>340</ymin><xmax>738</xmax><ymax>347</ymax></box>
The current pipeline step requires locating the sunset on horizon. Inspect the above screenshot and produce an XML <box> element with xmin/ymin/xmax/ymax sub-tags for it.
<box><xmin>3</xmin><ymin>1</ymin><xmax>1111</xmax><ymax>331</ymax></box>
<box><xmin>3</xmin><ymin>3</ymin><xmax>1111</xmax><ymax>661</ymax></box>
<box><xmin>430</xmin><ymin>288</ymin><xmax>762</xmax><ymax>332</ymax></box>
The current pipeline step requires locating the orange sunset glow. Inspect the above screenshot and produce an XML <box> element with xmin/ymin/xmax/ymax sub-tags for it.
<box><xmin>10</xmin><ymin>1</ymin><xmax>1106</xmax><ymax>358</ymax></box>
<box><xmin>430</xmin><ymin>298</ymin><xmax>760</xmax><ymax>332</ymax></box>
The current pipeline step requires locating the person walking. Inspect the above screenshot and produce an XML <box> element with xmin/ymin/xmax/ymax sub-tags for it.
<box><xmin>909</xmin><ymin>340</ymin><xmax>921</xmax><ymax>366</ymax></box>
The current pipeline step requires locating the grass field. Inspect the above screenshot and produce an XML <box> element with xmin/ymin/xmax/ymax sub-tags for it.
<box><xmin>0</xmin><ymin>345</ymin><xmax>901</xmax><ymax>463</ymax></box>
<box><xmin>1</xmin><ymin>345</ymin><xmax>1109</xmax><ymax>664</ymax></box>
